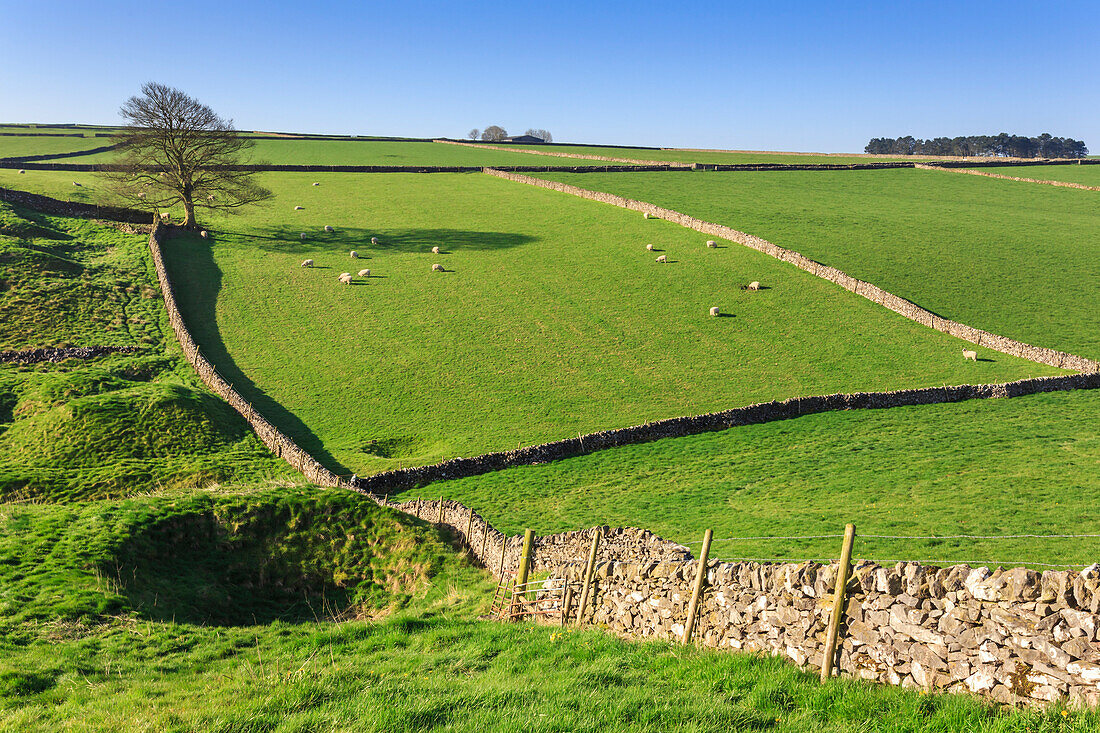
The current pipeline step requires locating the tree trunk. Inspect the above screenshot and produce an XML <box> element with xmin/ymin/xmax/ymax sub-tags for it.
<box><xmin>182</xmin><ymin>196</ymin><xmax>197</xmax><ymax>228</ymax></box>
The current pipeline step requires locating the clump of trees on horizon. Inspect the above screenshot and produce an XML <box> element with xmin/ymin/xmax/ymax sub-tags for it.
<box><xmin>467</xmin><ymin>126</ymin><xmax>553</xmax><ymax>142</ymax></box>
<box><xmin>865</xmin><ymin>133</ymin><xmax>1088</xmax><ymax>158</ymax></box>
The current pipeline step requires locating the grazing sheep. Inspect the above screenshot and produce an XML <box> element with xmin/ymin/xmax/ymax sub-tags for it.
<box><xmin>963</xmin><ymin>349</ymin><xmax>978</xmax><ymax>361</ymax></box>
<box><xmin>358</xmin><ymin>269</ymin><xmax>371</xmax><ymax>277</ymax></box>
<box><xmin>207</xmin><ymin>194</ymin><xmax>215</xmax><ymax>201</ymax></box>
<box><xmin>431</xmin><ymin>246</ymin><xmax>440</xmax><ymax>254</ymax></box>
<box><xmin>706</xmin><ymin>240</ymin><xmax>717</xmax><ymax>248</ymax></box>
<box><xmin>300</xmin><ymin>233</ymin><xmax>306</xmax><ymax>239</ymax></box>
<box><xmin>747</xmin><ymin>281</ymin><xmax>761</xmax><ymax>291</ymax></box>
<box><xmin>312</xmin><ymin>182</ymin><xmax>320</xmax><ymax>186</ymax></box>
<box><xmin>709</xmin><ymin>306</ymin><xmax>720</xmax><ymax>317</ymax></box>
<box><xmin>646</xmin><ymin>244</ymin><xmax>654</xmax><ymax>251</ymax></box>
<box><xmin>338</xmin><ymin>272</ymin><xmax>353</xmax><ymax>284</ymax></box>
<box><xmin>73</xmin><ymin>182</ymin><xmax>81</xmax><ymax>187</ymax></box>
<box><xmin>432</xmin><ymin>263</ymin><xmax>444</xmax><ymax>272</ymax></box>
<box><xmin>350</xmin><ymin>250</ymin><xmax>358</xmax><ymax>259</ymax></box>
<box><xmin>655</xmin><ymin>255</ymin><xmax>667</xmax><ymax>263</ymax></box>
<box><xmin>324</xmin><ymin>225</ymin><xmax>334</xmax><ymax>232</ymax></box>
<box><xmin>301</xmin><ymin>259</ymin><xmax>314</xmax><ymax>267</ymax></box>
<box><xmin>370</xmin><ymin>236</ymin><xmax>379</xmax><ymax>245</ymax></box>
<box><xmin>294</xmin><ymin>206</ymin><xmax>304</xmax><ymax>210</ymax></box>
<box><xmin>17</xmin><ymin>169</ymin><xmax>25</xmax><ymax>174</ymax></box>
<box><xmin>200</xmin><ymin>230</ymin><xmax>209</xmax><ymax>239</ymax></box>
<box><xmin>643</xmin><ymin>212</ymin><xmax>650</xmax><ymax>219</ymax></box>
<box><xmin>137</xmin><ymin>192</ymin><xmax>145</xmax><ymax>198</ymax></box>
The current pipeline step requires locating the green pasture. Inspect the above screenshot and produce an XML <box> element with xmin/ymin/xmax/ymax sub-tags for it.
<box><xmin>401</xmin><ymin>388</ymin><xmax>1100</xmax><ymax>569</ymax></box>
<box><xmin>58</xmin><ymin>139</ymin><xmax>619</xmax><ymax>167</ymax></box>
<box><xmin>983</xmin><ymin>164</ymin><xmax>1100</xmax><ymax>187</ymax></box>
<box><xmin>535</xmin><ymin>168</ymin><xmax>1100</xmax><ymax>360</ymax></box>
<box><xmin>1</xmin><ymin>489</ymin><xmax>1091</xmax><ymax>732</ymax></box>
<box><xmin>469</xmin><ymin>143</ymin><xmax>917</xmax><ymax>165</ymax></box>
<box><xmin>150</xmin><ymin>171</ymin><xmax>1057</xmax><ymax>477</ymax></box>
<box><xmin>0</xmin><ymin>135</ymin><xmax>110</xmax><ymax>160</ymax></box>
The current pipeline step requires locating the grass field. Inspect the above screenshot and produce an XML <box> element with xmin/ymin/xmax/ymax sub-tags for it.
<box><xmin>51</xmin><ymin>139</ymin><xmax>621</xmax><ymax>167</ymax></box>
<box><xmin>150</xmin><ymin>171</ymin><xmax>1059</xmax><ymax>477</ymax></box>
<box><xmin>980</xmin><ymin>164</ymin><xmax>1100</xmax><ymax>187</ymax></box>
<box><xmin>475</xmin><ymin>143</ymin><xmax>917</xmax><ymax>165</ymax></box>
<box><xmin>535</xmin><ymin>168</ymin><xmax>1100</xmax><ymax>360</ymax></box>
<box><xmin>2</xmin><ymin>488</ymin><xmax>1094</xmax><ymax>732</ymax></box>
<box><xmin>0</xmin><ymin>135</ymin><xmax>111</xmax><ymax>159</ymax></box>
<box><xmin>397</xmin><ymin>388</ymin><xmax>1100</xmax><ymax>568</ymax></box>
<box><xmin>0</xmin><ymin>200</ymin><xmax>292</xmax><ymax>500</ymax></box>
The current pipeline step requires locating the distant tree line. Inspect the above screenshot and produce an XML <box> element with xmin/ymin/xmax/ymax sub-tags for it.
<box><xmin>865</xmin><ymin>133</ymin><xmax>1088</xmax><ymax>158</ymax></box>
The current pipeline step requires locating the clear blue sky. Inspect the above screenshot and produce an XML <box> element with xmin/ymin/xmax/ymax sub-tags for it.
<box><xmin>1</xmin><ymin>0</ymin><xmax>1096</xmax><ymax>152</ymax></box>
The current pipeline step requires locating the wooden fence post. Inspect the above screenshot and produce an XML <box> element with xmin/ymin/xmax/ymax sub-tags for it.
<box><xmin>574</xmin><ymin>528</ymin><xmax>602</xmax><ymax>627</ymax></box>
<box><xmin>821</xmin><ymin>524</ymin><xmax>856</xmax><ymax>681</ymax></box>
<box><xmin>465</xmin><ymin>508</ymin><xmax>474</xmax><ymax>548</ymax></box>
<box><xmin>437</xmin><ymin>495</ymin><xmax>445</xmax><ymax>525</ymax></box>
<box><xmin>681</xmin><ymin>529</ymin><xmax>712</xmax><ymax>645</ymax></box>
<box><xmin>509</xmin><ymin>529</ymin><xmax>535</xmax><ymax>620</ymax></box>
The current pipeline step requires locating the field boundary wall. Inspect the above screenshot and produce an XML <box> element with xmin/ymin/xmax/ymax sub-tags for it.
<box><xmin>916</xmin><ymin>164</ymin><xmax>1100</xmax><ymax>191</ymax></box>
<box><xmin>483</xmin><ymin>168</ymin><xmax>1100</xmax><ymax>374</ymax></box>
<box><xmin>433</xmin><ymin>138</ymin><xmax>694</xmax><ymax>167</ymax></box>
<box><xmin>0</xmin><ymin>144</ymin><xmax>119</xmax><ymax>164</ymax></box>
<box><xmin>383</xmin><ymin>496</ymin><xmax>1100</xmax><ymax>707</ymax></box>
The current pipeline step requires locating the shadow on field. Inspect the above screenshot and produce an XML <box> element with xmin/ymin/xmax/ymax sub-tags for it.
<box><xmin>160</xmin><ymin>233</ymin><xmax>354</xmax><ymax>479</ymax></box>
<box><xmin>217</xmin><ymin>225</ymin><xmax>537</xmax><ymax>255</ymax></box>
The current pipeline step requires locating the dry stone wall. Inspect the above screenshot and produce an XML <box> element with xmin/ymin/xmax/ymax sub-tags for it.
<box><xmin>433</xmin><ymin>138</ymin><xmax>693</xmax><ymax>167</ymax></box>
<box><xmin>483</xmin><ymin>168</ymin><xmax>1100</xmax><ymax>374</ymax></box>
<box><xmin>375</xmin><ymin>495</ymin><xmax>1100</xmax><ymax>707</ymax></box>
<box><xmin>916</xmin><ymin>164</ymin><xmax>1100</xmax><ymax>191</ymax></box>
<box><xmin>0</xmin><ymin>345</ymin><xmax>140</xmax><ymax>364</ymax></box>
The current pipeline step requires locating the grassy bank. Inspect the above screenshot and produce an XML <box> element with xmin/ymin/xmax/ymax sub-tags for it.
<box><xmin>534</xmin><ymin>169</ymin><xmax>1100</xmax><ymax>359</ymax></box>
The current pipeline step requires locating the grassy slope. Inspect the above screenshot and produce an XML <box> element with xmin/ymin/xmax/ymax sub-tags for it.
<box><xmin>536</xmin><ymin>169</ymin><xmax>1100</xmax><ymax>359</ymax></box>
<box><xmin>1</xmin><ymin>489</ymin><xmax>1093</xmax><ymax>732</ymax></box>
<box><xmin>60</xmin><ymin>139</ymin><xmax>620</xmax><ymax>167</ymax></box>
<box><xmin>0</xmin><ymin>135</ymin><xmax>109</xmax><ymax>159</ymax></box>
<box><xmin>985</xmin><ymin>164</ymin><xmax>1100</xmax><ymax>187</ymax></box>
<box><xmin>397</xmin><ymin>388</ymin><xmax>1100</xmax><ymax>568</ymax></box>
<box><xmin>0</xmin><ymin>200</ymin><xmax>291</xmax><ymax>500</ymax></box>
<box><xmin>157</xmin><ymin>171</ymin><xmax>1054</xmax><ymax>477</ymax></box>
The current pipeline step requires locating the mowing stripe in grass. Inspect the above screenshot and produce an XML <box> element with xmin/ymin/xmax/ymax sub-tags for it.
<box><xmin>486</xmin><ymin>168</ymin><xmax>1099</xmax><ymax>373</ymax></box>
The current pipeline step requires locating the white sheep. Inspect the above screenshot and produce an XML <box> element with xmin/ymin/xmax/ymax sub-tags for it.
<box><xmin>706</xmin><ymin>240</ymin><xmax>717</xmax><ymax>248</ymax></box>
<box><xmin>656</xmin><ymin>255</ymin><xmax>667</xmax><ymax>263</ymax></box>
<box><xmin>207</xmin><ymin>194</ymin><xmax>215</xmax><ymax>201</ymax></box>
<box><xmin>324</xmin><ymin>225</ymin><xmax>334</xmax><ymax>232</ymax></box>
<box><xmin>432</xmin><ymin>263</ymin><xmax>444</xmax><ymax>272</ymax></box>
<box><xmin>17</xmin><ymin>169</ymin><xmax>25</xmax><ymax>174</ymax></box>
<box><xmin>963</xmin><ymin>349</ymin><xmax>977</xmax><ymax>361</ymax></box>
<box><xmin>350</xmin><ymin>250</ymin><xmax>358</xmax><ymax>259</ymax></box>
<box><xmin>301</xmin><ymin>259</ymin><xmax>314</xmax><ymax>267</ymax></box>
<box><xmin>137</xmin><ymin>192</ymin><xmax>145</xmax><ymax>198</ymax></box>
<box><xmin>431</xmin><ymin>246</ymin><xmax>440</xmax><ymax>254</ymax></box>
<box><xmin>73</xmin><ymin>182</ymin><xmax>81</xmax><ymax>187</ymax></box>
<box><xmin>709</xmin><ymin>307</ymin><xmax>720</xmax><ymax>317</ymax></box>
<box><xmin>200</xmin><ymin>230</ymin><xmax>209</xmax><ymax>239</ymax></box>
<box><xmin>646</xmin><ymin>244</ymin><xmax>654</xmax><ymax>251</ymax></box>
<box><xmin>300</xmin><ymin>233</ymin><xmax>306</xmax><ymax>239</ymax></box>
<box><xmin>312</xmin><ymin>182</ymin><xmax>320</xmax><ymax>186</ymax></box>
<box><xmin>643</xmin><ymin>212</ymin><xmax>650</xmax><ymax>219</ymax></box>
<box><xmin>294</xmin><ymin>206</ymin><xmax>304</xmax><ymax>210</ymax></box>
<box><xmin>371</xmin><ymin>236</ymin><xmax>379</xmax><ymax>245</ymax></box>
<box><xmin>748</xmin><ymin>281</ymin><xmax>761</xmax><ymax>291</ymax></box>
<box><xmin>338</xmin><ymin>272</ymin><xmax>353</xmax><ymax>284</ymax></box>
<box><xmin>358</xmin><ymin>268</ymin><xmax>371</xmax><ymax>277</ymax></box>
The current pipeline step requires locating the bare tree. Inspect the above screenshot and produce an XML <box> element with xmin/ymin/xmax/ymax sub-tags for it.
<box><xmin>467</xmin><ymin>128</ymin><xmax>480</xmax><ymax>140</ymax></box>
<box><xmin>481</xmin><ymin>125</ymin><xmax>508</xmax><ymax>142</ymax></box>
<box><xmin>525</xmin><ymin>128</ymin><xmax>553</xmax><ymax>143</ymax></box>
<box><xmin>105</xmin><ymin>82</ymin><xmax>271</xmax><ymax>228</ymax></box>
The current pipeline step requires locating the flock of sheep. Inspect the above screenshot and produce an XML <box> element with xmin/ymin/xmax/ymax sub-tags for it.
<box><xmin>643</xmin><ymin>217</ymin><xmax>764</xmax><ymax>317</ymax></box>
<box><xmin>297</xmin><ymin>226</ymin><xmax>445</xmax><ymax>284</ymax></box>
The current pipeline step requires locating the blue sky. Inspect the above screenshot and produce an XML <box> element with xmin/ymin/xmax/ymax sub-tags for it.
<box><xmin>1</xmin><ymin>0</ymin><xmax>1096</xmax><ymax>152</ymax></box>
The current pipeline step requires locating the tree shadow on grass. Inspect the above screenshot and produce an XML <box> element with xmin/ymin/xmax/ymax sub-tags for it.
<box><xmin>160</xmin><ymin>233</ymin><xmax>353</xmax><ymax>478</ymax></box>
<box><xmin>215</xmin><ymin>225</ymin><xmax>538</xmax><ymax>256</ymax></box>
